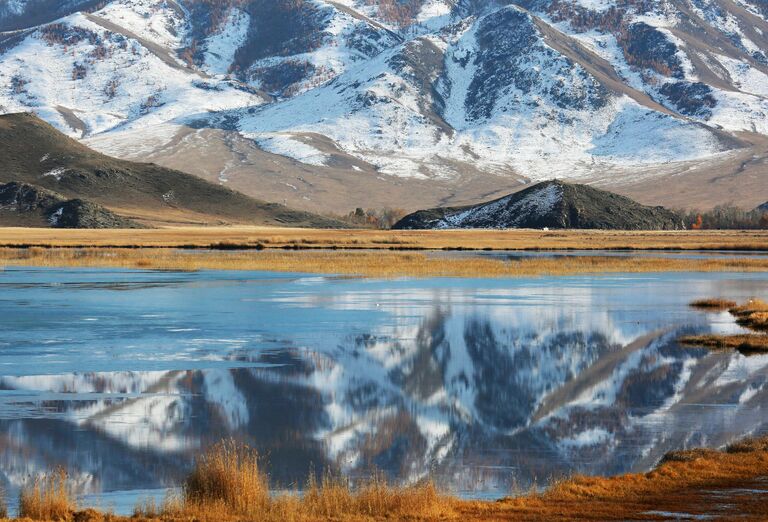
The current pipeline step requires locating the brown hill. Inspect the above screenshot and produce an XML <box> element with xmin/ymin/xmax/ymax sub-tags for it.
<box><xmin>0</xmin><ymin>113</ymin><xmax>343</xmax><ymax>228</ymax></box>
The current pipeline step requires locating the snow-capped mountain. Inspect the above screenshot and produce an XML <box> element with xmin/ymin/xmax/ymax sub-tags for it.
<box><xmin>1</xmin><ymin>0</ymin><xmax>766</xmax><ymax>211</ymax></box>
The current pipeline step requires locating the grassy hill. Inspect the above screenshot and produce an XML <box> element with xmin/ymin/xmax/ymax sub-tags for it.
<box><xmin>0</xmin><ymin>113</ymin><xmax>343</xmax><ymax>228</ymax></box>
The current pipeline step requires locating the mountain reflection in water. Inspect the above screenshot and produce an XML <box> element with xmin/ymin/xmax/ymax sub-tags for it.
<box><xmin>0</xmin><ymin>267</ymin><xmax>767</xmax><ymax>508</ymax></box>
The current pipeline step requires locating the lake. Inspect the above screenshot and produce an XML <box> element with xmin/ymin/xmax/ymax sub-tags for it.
<box><xmin>0</xmin><ymin>265</ymin><xmax>767</xmax><ymax>513</ymax></box>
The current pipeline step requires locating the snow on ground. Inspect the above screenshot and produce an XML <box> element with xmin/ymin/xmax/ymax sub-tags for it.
<box><xmin>438</xmin><ymin>183</ymin><xmax>562</xmax><ymax>228</ymax></box>
<box><xmin>416</xmin><ymin>0</ymin><xmax>455</xmax><ymax>31</ymax></box>
<box><xmin>95</xmin><ymin>0</ymin><xmax>185</xmax><ymax>50</ymax></box>
<box><xmin>42</xmin><ymin>167</ymin><xmax>67</xmax><ymax>180</ymax></box>
<box><xmin>256</xmin><ymin>134</ymin><xmax>329</xmax><ymax>166</ymax></box>
<box><xmin>202</xmin><ymin>9</ymin><xmax>250</xmax><ymax>75</ymax></box>
<box><xmin>714</xmin><ymin>54</ymin><xmax>768</xmax><ymax>97</ymax></box>
<box><xmin>0</xmin><ymin>12</ymin><xmax>262</xmax><ymax>138</ymax></box>
<box><xmin>589</xmin><ymin>99</ymin><xmax>726</xmax><ymax>162</ymax></box>
<box><xmin>708</xmin><ymin>88</ymin><xmax>768</xmax><ymax>134</ymax></box>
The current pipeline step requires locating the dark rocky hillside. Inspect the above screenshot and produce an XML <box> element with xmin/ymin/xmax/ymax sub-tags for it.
<box><xmin>393</xmin><ymin>180</ymin><xmax>684</xmax><ymax>230</ymax></box>
<box><xmin>0</xmin><ymin>181</ymin><xmax>141</xmax><ymax>228</ymax></box>
<box><xmin>0</xmin><ymin>113</ymin><xmax>344</xmax><ymax>227</ymax></box>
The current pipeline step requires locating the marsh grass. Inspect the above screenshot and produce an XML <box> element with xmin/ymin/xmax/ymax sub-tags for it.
<box><xmin>1</xmin><ymin>248</ymin><xmax>768</xmax><ymax>278</ymax></box>
<box><xmin>147</xmin><ymin>440</ymin><xmax>451</xmax><ymax>521</ymax></box>
<box><xmin>179</xmin><ymin>439</ymin><xmax>269</xmax><ymax>518</ymax></box>
<box><xmin>730</xmin><ymin>299</ymin><xmax>768</xmax><ymax>331</ymax></box>
<box><xmin>18</xmin><ymin>468</ymin><xmax>76</xmax><ymax>520</ymax></box>
<box><xmin>682</xmin><ymin>298</ymin><xmax>768</xmax><ymax>355</ymax></box>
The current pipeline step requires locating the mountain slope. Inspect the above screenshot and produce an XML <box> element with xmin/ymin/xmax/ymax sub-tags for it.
<box><xmin>0</xmin><ymin>113</ymin><xmax>343</xmax><ymax>227</ymax></box>
<box><xmin>0</xmin><ymin>0</ymin><xmax>767</xmax><ymax>212</ymax></box>
<box><xmin>393</xmin><ymin>180</ymin><xmax>684</xmax><ymax>229</ymax></box>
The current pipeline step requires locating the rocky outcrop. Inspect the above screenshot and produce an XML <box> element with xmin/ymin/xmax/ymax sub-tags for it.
<box><xmin>393</xmin><ymin>180</ymin><xmax>684</xmax><ymax>230</ymax></box>
<box><xmin>0</xmin><ymin>181</ymin><xmax>141</xmax><ymax>228</ymax></box>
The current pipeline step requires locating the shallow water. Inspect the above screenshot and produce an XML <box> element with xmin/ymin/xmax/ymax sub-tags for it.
<box><xmin>1</xmin><ymin>266</ymin><xmax>767</xmax><ymax>513</ymax></box>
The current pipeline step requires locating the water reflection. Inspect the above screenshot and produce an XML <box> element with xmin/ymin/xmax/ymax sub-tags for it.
<box><xmin>0</xmin><ymin>267</ymin><xmax>767</xmax><ymax>509</ymax></box>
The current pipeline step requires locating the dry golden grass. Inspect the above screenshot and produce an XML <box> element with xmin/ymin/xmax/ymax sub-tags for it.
<box><xmin>8</xmin><ymin>436</ymin><xmax>768</xmax><ymax>521</ymax></box>
<box><xmin>730</xmin><ymin>298</ymin><xmax>768</xmax><ymax>331</ymax></box>
<box><xmin>133</xmin><ymin>439</ymin><xmax>451</xmax><ymax>522</ymax></box>
<box><xmin>1</xmin><ymin>248</ymin><xmax>768</xmax><ymax>278</ymax></box>
<box><xmin>689</xmin><ymin>297</ymin><xmax>738</xmax><ymax>310</ymax></box>
<box><xmin>17</xmin><ymin>468</ymin><xmax>76</xmax><ymax>521</ymax></box>
<box><xmin>486</xmin><ymin>436</ymin><xmax>768</xmax><ymax>521</ymax></box>
<box><xmin>175</xmin><ymin>439</ymin><xmax>269</xmax><ymax>518</ymax></box>
<box><xmin>0</xmin><ymin>226</ymin><xmax>766</xmax><ymax>251</ymax></box>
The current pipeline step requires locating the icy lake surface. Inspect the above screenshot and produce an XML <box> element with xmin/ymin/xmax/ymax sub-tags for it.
<box><xmin>1</xmin><ymin>266</ymin><xmax>768</xmax><ymax>512</ymax></box>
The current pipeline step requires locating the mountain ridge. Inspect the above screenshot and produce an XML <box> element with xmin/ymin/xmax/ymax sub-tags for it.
<box><xmin>0</xmin><ymin>0</ymin><xmax>766</xmax><ymax>212</ymax></box>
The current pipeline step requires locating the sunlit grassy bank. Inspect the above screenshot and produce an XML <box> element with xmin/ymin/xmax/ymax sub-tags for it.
<box><xmin>1</xmin><ymin>248</ymin><xmax>768</xmax><ymax>278</ymax></box>
<box><xmin>4</xmin><ymin>437</ymin><xmax>768</xmax><ymax>521</ymax></box>
<box><xmin>0</xmin><ymin>227</ymin><xmax>766</xmax><ymax>251</ymax></box>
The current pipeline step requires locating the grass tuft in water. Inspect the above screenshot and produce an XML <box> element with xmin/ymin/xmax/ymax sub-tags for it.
<box><xmin>18</xmin><ymin>468</ymin><xmax>76</xmax><ymax>520</ymax></box>
<box><xmin>730</xmin><ymin>298</ymin><xmax>768</xmax><ymax>331</ymax></box>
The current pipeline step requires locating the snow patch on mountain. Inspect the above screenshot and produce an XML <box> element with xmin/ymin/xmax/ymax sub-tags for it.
<box><xmin>96</xmin><ymin>0</ymin><xmax>185</xmax><ymax>50</ymax></box>
<box><xmin>589</xmin><ymin>101</ymin><xmax>726</xmax><ymax>162</ymax></box>
<box><xmin>256</xmin><ymin>134</ymin><xmax>329</xmax><ymax>166</ymax></box>
<box><xmin>202</xmin><ymin>11</ymin><xmax>249</xmax><ymax>75</ymax></box>
<box><xmin>437</xmin><ymin>183</ymin><xmax>561</xmax><ymax>229</ymax></box>
<box><xmin>0</xmin><ymin>12</ymin><xmax>261</xmax><ymax>138</ymax></box>
<box><xmin>714</xmin><ymin>54</ymin><xmax>768</xmax><ymax>97</ymax></box>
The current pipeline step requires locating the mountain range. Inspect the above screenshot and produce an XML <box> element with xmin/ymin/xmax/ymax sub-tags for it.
<box><xmin>1</xmin><ymin>0</ymin><xmax>767</xmax><ymax>213</ymax></box>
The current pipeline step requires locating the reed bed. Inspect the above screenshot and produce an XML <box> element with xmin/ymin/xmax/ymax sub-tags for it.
<box><xmin>133</xmin><ymin>439</ymin><xmax>452</xmax><ymax>521</ymax></box>
<box><xmin>17</xmin><ymin>468</ymin><xmax>76</xmax><ymax>521</ymax></box>
<box><xmin>0</xmin><ymin>226</ymin><xmax>766</xmax><ymax>251</ymax></box>
<box><xmin>730</xmin><ymin>298</ymin><xmax>768</xmax><ymax>330</ymax></box>
<box><xmin>1</xmin><ymin>248</ymin><xmax>768</xmax><ymax>278</ymax></box>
